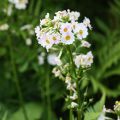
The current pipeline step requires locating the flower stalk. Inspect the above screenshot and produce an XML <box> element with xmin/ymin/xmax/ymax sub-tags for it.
<box><xmin>67</xmin><ymin>46</ymin><xmax>81</xmax><ymax>120</ymax></box>
<box><xmin>8</xmin><ymin>37</ymin><xmax>29</xmax><ymax>120</ymax></box>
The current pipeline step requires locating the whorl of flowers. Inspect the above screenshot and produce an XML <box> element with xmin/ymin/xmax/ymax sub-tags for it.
<box><xmin>35</xmin><ymin>10</ymin><xmax>93</xmax><ymax>110</ymax></box>
<box><xmin>9</xmin><ymin>0</ymin><xmax>28</xmax><ymax>10</ymax></box>
<box><xmin>35</xmin><ymin>10</ymin><xmax>92</xmax><ymax>51</ymax></box>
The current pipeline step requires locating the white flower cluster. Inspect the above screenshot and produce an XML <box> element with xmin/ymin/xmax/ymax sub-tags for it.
<box><xmin>65</xmin><ymin>75</ymin><xmax>78</xmax><ymax>108</ymax></box>
<box><xmin>3</xmin><ymin>4</ymin><xmax>13</xmax><ymax>16</ymax></box>
<box><xmin>38</xmin><ymin>53</ymin><xmax>62</xmax><ymax>66</ymax></box>
<box><xmin>98</xmin><ymin>106</ymin><xmax>113</xmax><ymax>120</ymax></box>
<box><xmin>20</xmin><ymin>24</ymin><xmax>34</xmax><ymax>46</ymax></box>
<box><xmin>35</xmin><ymin>10</ymin><xmax>92</xmax><ymax>51</ymax></box>
<box><xmin>74</xmin><ymin>51</ymin><xmax>93</xmax><ymax>68</ymax></box>
<box><xmin>8</xmin><ymin>0</ymin><xmax>28</xmax><ymax>10</ymax></box>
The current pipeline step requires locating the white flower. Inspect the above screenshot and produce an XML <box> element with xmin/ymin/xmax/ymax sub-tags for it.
<box><xmin>47</xmin><ymin>53</ymin><xmax>62</xmax><ymax>66</ymax></box>
<box><xmin>38</xmin><ymin>54</ymin><xmax>44</xmax><ymax>65</ymax></box>
<box><xmin>40</xmin><ymin>19</ymin><xmax>49</xmax><ymax>26</ymax></box>
<box><xmin>45</xmin><ymin>13</ymin><xmax>50</xmax><ymax>19</ymax></box>
<box><xmin>83</xmin><ymin>17</ymin><xmax>92</xmax><ymax>29</ymax></box>
<box><xmin>86</xmin><ymin>51</ymin><xmax>93</xmax><ymax>66</ymax></box>
<box><xmin>71</xmin><ymin>102</ymin><xmax>78</xmax><ymax>108</ymax></box>
<box><xmin>35</xmin><ymin>26</ymin><xmax>41</xmax><ymax>39</ymax></box>
<box><xmin>61</xmin><ymin>32</ymin><xmax>74</xmax><ymax>45</ymax></box>
<box><xmin>81</xmin><ymin>40</ymin><xmax>91</xmax><ymax>48</ymax></box>
<box><xmin>0</xmin><ymin>24</ymin><xmax>9</xmax><ymax>31</ymax></box>
<box><xmin>52</xmin><ymin>67</ymin><xmax>61</xmax><ymax>77</ymax></box>
<box><xmin>65</xmin><ymin>76</ymin><xmax>71</xmax><ymax>84</ymax></box>
<box><xmin>38</xmin><ymin>33</ymin><xmax>54</xmax><ymax>51</ymax></box>
<box><xmin>50</xmin><ymin>33</ymin><xmax>61</xmax><ymax>44</ymax></box>
<box><xmin>14</xmin><ymin>0</ymin><xmax>28</xmax><ymax>10</ymax></box>
<box><xmin>75</xmin><ymin>23</ymin><xmax>88</xmax><ymax>40</ymax></box>
<box><xmin>3</xmin><ymin>4</ymin><xmax>13</xmax><ymax>16</ymax></box>
<box><xmin>55</xmin><ymin>10</ymin><xmax>68</xmax><ymax>20</ymax></box>
<box><xmin>60</xmin><ymin>23</ymin><xmax>72</xmax><ymax>34</ymax></box>
<box><xmin>54</xmin><ymin>57</ymin><xmax>62</xmax><ymax>66</ymax></box>
<box><xmin>9</xmin><ymin>0</ymin><xmax>28</xmax><ymax>10</ymax></box>
<box><xmin>70</xmin><ymin>93</ymin><xmax>78</xmax><ymax>100</ymax></box>
<box><xmin>25</xmin><ymin>38</ymin><xmax>32</xmax><ymax>46</ymax></box>
<box><xmin>74</xmin><ymin>51</ymin><xmax>93</xmax><ymax>68</ymax></box>
<box><xmin>74</xmin><ymin>55</ymin><xmax>84</xmax><ymax>68</ymax></box>
<box><xmin>66</xmin><ymin>82</ymin><xmax>76</xmax><ymax>92</ymax></box>
<box><xmin>71</xmin><ymin>21</ymin><xmax>78</xmax><ymax>33</ymax></box>
<box><xmin>69</xmin><ymin>11</ymin><xmax>80</xmax><ymax>21</ymax></box>
<box><xmin>98</xmin><ymin>106</ymin><xmax>111</xmax><ymax>120</ymax></box>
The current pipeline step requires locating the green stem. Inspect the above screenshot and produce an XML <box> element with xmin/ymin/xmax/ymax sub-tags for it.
<box><xmin>8</xmin><ymin>37</ymin><xmax>29</xmax><ymax>120</ymax></box>
<box><xmin>67</xmin><ymin>46</ymin><xmax>81</xmax><ymax>120</ymax></box>
<box><xmin>69</xmin><ymin>90</ymin><xmax>73</xmax><ymax>120</ymax></box>
<box><xmin>46</xmin><ymin>65</ymin><xmax>51</xmax><ymax>120</ymax></box>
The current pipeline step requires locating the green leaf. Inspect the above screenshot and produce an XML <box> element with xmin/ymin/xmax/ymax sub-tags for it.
<box><xmin>9</xmin><ymin>103</ymin><xmax>43</xmax><ymax>120</ymax></box>
<box><xmin>84</xmin><ymin>94</ymin><xmax>106</xmax><ymax>120</ymax></box>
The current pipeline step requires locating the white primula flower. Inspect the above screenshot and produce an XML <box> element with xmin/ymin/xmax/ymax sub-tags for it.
<box><xmin>35</xmin><ymin>26</ymin><xmax>41</xmax><ymax>39</ymax></box>
<box><xmin>50</xmin><ymin>33</ymin><xmax>61</xmax><ymax>44</ymax></box>
<box><xmin>61</xmin><ymin>32</ymin><xmax>74</xmax><ymax>45</ymax></box>
<box><xmin>83</xmin><ymin>17</ymin><xmax>92</xmax><ymax>29</ymax></box>
<box><xmin>3</xmin><ymin>4</ymin><xmax>13</xmax><ymax>16</ymax></box>
<box><xmin>0</xmin><ymin>24</ymin><xmax>9</xmax><ymax>31</ymax></box>
<box><xmin>71</xmin><ymin>21</ymin><xmax>78</xmax><ymax>33</ymax></box>
<box><xmin>60</xmin><ymin>23</ymin><xmax>72</xmax><ymax>34</ymax></box>
<box><xmin>45</xmin><ymin>13</ymin><xmax>50</xmax><ymax>19</ymax></box>
<box><xmin>75</xmin><ymin>23</ymin><xmax>88</xmax><ymax>40</ymax></box>
<box><xmin>69</xmin><ymin>11</ymin><xmax>80</xmax><ymax>21</ymax></box>
<box><xmin>55</xmin><ymin>10</ymin><xmax>68</xmax><ymax>20</ymax></box>
<box><xmin>38</xmin><ymin>54</ymin><xmax>44</xmax><ymax>65</ymax></box>
<box><xmin>47</xmin><ymin>54</ymin><xmax>62</xmax><ymax>66</ymax></box>
<box><xmin>98</xmin><ymin>106</ymin><xmax>111</xmax><ymax>120</ymax></box>
<box><xmin>71</xmin><ymin>102</ymin><xmax>78</xmax><ymax>108</ymax></box>
<box><xmin>52</xmin><ymin>67</ymin><xmax>61</xmax><ymax>77</ymax></box>
<box><xmin>65</xmin><ymin>76</ymin><xmax>71</xmax><ymax>84</ymax></box>
<box><xmin>74</xmin><ymin>51</ymin><xmax>93</xmax><ymax>68</ymax></box>
<box><xmin>74</xmin><ymin>55</ymin><xmax>83</xmax><ymax>68</ymax></box>
<box><xmin>70</xmin><ymin>93</ymin><xmax>78</xmax><ymax>100</ymax></box>
<box><xmin>14</xmin><ymin>0</ymin><xmax>28</xmax><ymax>10</ymax></box>
<box><xmin>54</xmin><ymin>57</ymin><xmax>62</xmax><ymax>66</ymax></box>
<box><xmin>39</xmin><ymin>33</ymin><xmax>54</xmax><ymax>51</ymax></box>
<box><xmin>40</xmin><ymin>19</ymin><xmax>48</xmax><ymax>26</ymax></box>
<box><xmin>81</xmin><ymin>40</ymin><xmax>91</xmax><ymax>48</ymax></box>
<box><xmin>86</xmin><ymin>51</ymin><xmax>93</xmax><ymax>66</ymax></box>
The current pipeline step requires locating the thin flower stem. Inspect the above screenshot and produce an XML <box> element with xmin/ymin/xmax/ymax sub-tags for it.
<box><xmin>8</xmin><ymin>37</ymin><xmax>29</xmax><ymax>120</ymax></box>
<box><xmin>67</xmin><ymin>46</ymin><xmax>81</xmax><ymax>120</ymax></box>
<box><xmin>46</xmin><ymin>65</ymin><xmax>51</xmax><ymax>120</ymax></box>
<box><xmin>69</xmin><ymin>90</ymin><xmax>73</xmax><ymax>120</ymax></box>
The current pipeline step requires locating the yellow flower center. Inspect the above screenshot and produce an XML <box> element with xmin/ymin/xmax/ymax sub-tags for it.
<box><xmin>79</xmin><ymin>30</ymin><xmax>83</xmax><ymax>35</ymax></box>
<box><xmin>19</xmin><ymin>0</ymin><xmax>25</xmax><ymax>3</ymax></box>
<box><xmin>53</xmin><ymin>36</ymin><xmax>56</xmax><ymax>41</ymax></box>
<box><xmin>64</xmin><ymin>28</ymin><xmax>68</xmax><ymax>32</ymax></box>
<box><xmin>65</xmin><ymin>35</ymin><xmax>70</xmax><ymax>41</ymax></box>
<box><xmin>46</xmin><ymin>39</ymin><xmax>50</xmax><ymax>44</ymax></box>
<box><xmin>73</xmin><ymin>25</ymin><xmax>75</xmax><ymax>29</ymax></box>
